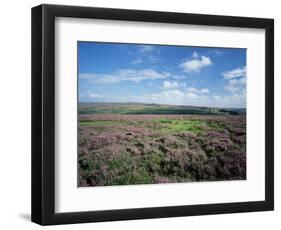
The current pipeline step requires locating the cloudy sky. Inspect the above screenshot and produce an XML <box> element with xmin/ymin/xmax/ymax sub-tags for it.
<box><xmin>78</xmin><ymin>42</ymin><xmax>246</xmax><ymax>108</ymax></box>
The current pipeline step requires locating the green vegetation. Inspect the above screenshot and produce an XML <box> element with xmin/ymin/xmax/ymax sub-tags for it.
<box><xmin>79</xmin><ymin>103</ymin><xmax>246</xmax><ymax>116</ymax></box>
<box><xmin>78</xmin><ymin>112</ymin><xmax>246</xmax><ymax>187</ymax></box>
<box><xmin>79</xmin><ymin>118</ymin><xmax>224</xmax><ymax>135</ymax></box>
<box><xmin>156</xmin><ymin>118</ymin><xmax>208</xmax><ymax>134</ymax></box>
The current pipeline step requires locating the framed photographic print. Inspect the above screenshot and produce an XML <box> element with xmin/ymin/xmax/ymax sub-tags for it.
<box><xmin>31</xmin><ymin>4</ymin><xmax>274</xmax><ymax>225</ymax></box>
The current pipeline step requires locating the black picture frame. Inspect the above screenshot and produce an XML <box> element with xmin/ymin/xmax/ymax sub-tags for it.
<box><xmin>31</xmin><ymin>4</ymin><xmax>274</xmax><ymax>225</ymax></box>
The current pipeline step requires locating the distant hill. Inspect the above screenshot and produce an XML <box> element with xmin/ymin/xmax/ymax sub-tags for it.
<box><xmin>79</xmin><ymin>102</ymin><xmax>246</xmax><ymax>115</ymax></box>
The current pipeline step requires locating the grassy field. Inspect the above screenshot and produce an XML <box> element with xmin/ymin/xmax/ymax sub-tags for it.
<box><xmin>78</xmin><ymin>103</ymin><xmax>246</xmax><ymax>187</ymax></box>
<box><xmin>79</xmin><ymin>103</ymin><xmax>246</xmax><ymax>115</ymax></box>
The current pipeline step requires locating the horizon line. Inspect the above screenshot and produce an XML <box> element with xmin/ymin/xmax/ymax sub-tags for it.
<box><xmin>78</xmin><ymin>101</ymin><xmax>246</xmax><ymax>110</ymax></box>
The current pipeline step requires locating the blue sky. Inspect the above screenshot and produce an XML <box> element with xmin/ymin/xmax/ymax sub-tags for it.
<box><xmin>78</xmin><ymin>42</ymin><xmax>246</xmax><ymax>108</ymax></box>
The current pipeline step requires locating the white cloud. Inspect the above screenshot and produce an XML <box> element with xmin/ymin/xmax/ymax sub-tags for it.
<box><xmin>230</xmin><ymin>77</ymin><xmax>246</xmax><ymax>85</ymax></box>
<box><xmin>80</xmin><ymin>69</ymin><xmax>166</xmax><ymax>84</ymax></box>
<box><xmin>201</xmin><ymin>88</ymin><xmax>210</xmax><ymax>94</ymax></box>
<box><xmin>117</xmin><ymin>69</ymin><xmax>166</xmax><ymax>83</ymax></box>
<box><xmin>80</xmin><ymin>69</ymin><xmax>187</xmax><ymax>84</ymax></box>
<box><xmin>211</xmin><ymin>94</ymin><xmax>246</xmax><ymax>108</ymax></box>
<box><xmin>131</xmin><ymin>58</ymin><xmax>143</xmax><ymax>65</ymax></box>
<box><xmin>179</xmin><ymin>82</ymin><xmax>186</xmax><ymax>88</ymax></box>
<box><xmin>185</xmin><ymin>92</ymin><xmax>198</xmax><ymax>99</ymax></box>
<box><xmin>192</xmin><ymin>51</ymin><xmax>199</xmax><ymax>58</ymax></box>
<box><xmin>225</xmin><ymin>77</ymin><xmax>246</xmax><ymax>94</ymax></box>
<box><xmin>147</xmin><ymin>55</ymin><xmax>158</xmax><ymax>63</ymax></box>
<box><xmin>139</xmin><ymin>87</ymin><xmax>210</xmax><ymax>104</ymax></box>
<box><xmin>179</xmin><ymin>55</ymin><xmax>212</xmax><ymax>72</ymax></box>
<box><xmin>148</xmin><ymin>89</ymin><xmax>244</xmax><ymax>107</ymax></box>
<box><xmin>142</xmin><ymin>90</ymin><xmax>184</xmax><ymax>101</ymax></box>
<box><xmin>222</xmin><ymin>66</ymin><xmax>246</xmax><ymax>79</ymax></box>
<box><xmin>83</xmin><ymin>87</ymin><xmax>245</xmax><ymax>108</ymax></box>
<box><xmin>135</xmin><ymin>88</ymin><xmax>243</xmax><ymax>107</ymax></box>
<box><xmin>206</xmin><ymin>50</ymin><xmax>225</xmax><ymax>56</ymax></box>
<box><xmin>161</xmin><ymin>90</ymin><xmax>185</xmax><ymax>97</ymax></box>
<box><xmin>88</xmin><ymin>92</ymin><xmax>103</xmax><ymax>98</ymax></box>
<box><xmin>139</xmin><ymin>45</ymin><xmax>154</xmax><ymax>53</ymax></box>
<box><xmin>186</xmin><ymin>87</ymin><xmax>210</xmax><ymax>94</ymax></box>
<box><xmin>162</xmin><ymin>81</ymin><xmax>179</xmax><ymax>89</ymax></box>
<box><xmin>223</xmin><ymin>66</ymin><xmax>246</xmax><ymax>95</ymax></box>
<box><xmin>162</xmin><ymin>71</ymin><xmax>186</xmax><ymax>80</ymax></box>
<box><xmin>134</xmin><ymin>45</ymin><xmax>159</xmax><ymax>64</ymax></box>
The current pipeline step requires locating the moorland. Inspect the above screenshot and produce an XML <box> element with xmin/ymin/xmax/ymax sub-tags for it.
<box><xmin>78</xmin><ymin>103</ymin><xmax>246</xmax><ymax>186</ymax></box>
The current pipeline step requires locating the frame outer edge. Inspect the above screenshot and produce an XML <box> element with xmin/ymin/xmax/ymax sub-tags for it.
<box><xmin>31</xmin><ymin>5</ymin><xmax>43</xmax><ymax>225</ymax></box>
<box><xmin>31</xmin><ymin>4</ymin><xmax>274</xmax><ymax>225</ymax></box>
<box><xmin>265</xmin><ymin>19</ymin><xmax>274</xmax><ymax>210</ymax></box>
<box><xmin>42</xmin><ymin>4</ymin><xmax>56</xmax><ymax>225</ymax></box>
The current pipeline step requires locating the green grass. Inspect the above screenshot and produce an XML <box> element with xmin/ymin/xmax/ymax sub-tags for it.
<box><xmin>155</xmin><ymin>118</ymin><xmax>207</xmax><ymax>134</ymax></box>
<box><xmin>80</xmin><ymin>118</ymin><xmax>210</xmax><ymax>134</ymax></box>
<box><xmin>79</xmin><ymin>118</ymin><xmax>225</xmax><ymax>135</ymax></box>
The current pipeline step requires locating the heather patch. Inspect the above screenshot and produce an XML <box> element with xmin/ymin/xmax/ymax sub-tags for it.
<box><xmin>78</xmin><ymin>115</ymin><xmax>246</xmax><ymax>186</ymax></box>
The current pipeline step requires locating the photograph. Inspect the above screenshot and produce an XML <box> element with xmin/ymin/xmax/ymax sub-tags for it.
<box><xmin>78</xmin><ymin>42</ymin><xmax>247</xmax><ymax>187</ymax></box>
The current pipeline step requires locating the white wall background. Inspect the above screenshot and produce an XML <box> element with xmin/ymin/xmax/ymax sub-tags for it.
<box><xmin>0</xmin><ymin>0</ymin><xmax>279</xmax><ymax>228</ymax></box>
